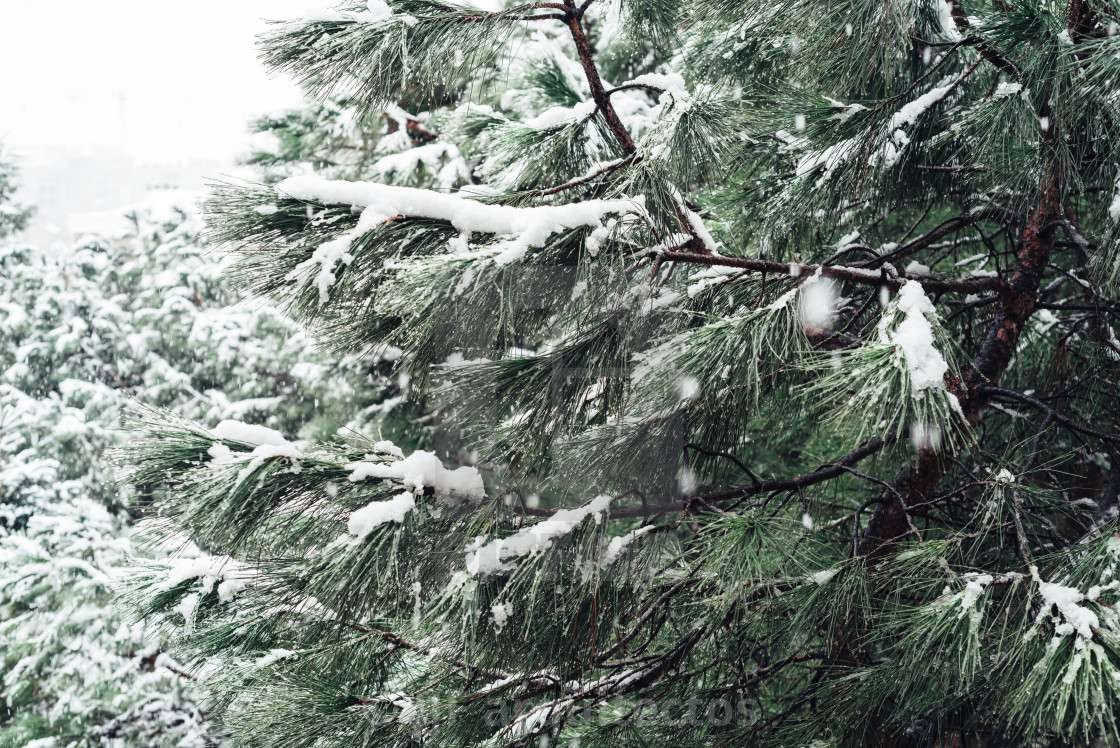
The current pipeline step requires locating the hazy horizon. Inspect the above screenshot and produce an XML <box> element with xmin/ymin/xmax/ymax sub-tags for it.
<box><xmin>1</xmin><ymin>1</ymin><xmax>313</xmax><ymax>247</ymax></box>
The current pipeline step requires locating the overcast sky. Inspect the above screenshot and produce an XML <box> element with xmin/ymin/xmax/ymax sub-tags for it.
<box><xmin>1</xmin><ymin>0</ymin><xmax>312</xmax><ymax>165</ymax></box>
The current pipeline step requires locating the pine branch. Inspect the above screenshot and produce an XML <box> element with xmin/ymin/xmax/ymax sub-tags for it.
<box><xmin>978</xmin><ymin>385</ymin><xmax>1120</xmax><ymax>444</ymax></box>
<box><xmin>517</xmin><ymin>435</ymin><xmax>889</xmax><ymax>520</ymax></box>
<box><xmin>649</xmin><ymin>250</ymin><xmax>1007</xmax><ymax>296</ymax></box>
<box><xmin>561</xmin><ymin>0</ymin><xmax>636</xmax><ymax>154</ymax></box>
<box><xmin>858</xmin><ymin>109</ymin><xmax>1066</xmax><ymax>560</ymax></box>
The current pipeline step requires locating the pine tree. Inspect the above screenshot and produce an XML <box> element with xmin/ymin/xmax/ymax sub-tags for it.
<box><xmin>0</xmin><ymin>143</ymin><xmax>34</xmax><ymax>239</ymax></box>
<box><xmin>123</xmin><ymin>1</ymin><xmax>1120</xmax><ymax>745</ymax></box>
<box><xmin>0</xmin><ymin>191</ymin><xmax>406</xmax><ymax>746</ymax></box>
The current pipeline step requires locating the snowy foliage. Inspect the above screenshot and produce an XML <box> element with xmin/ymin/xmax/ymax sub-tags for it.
<box><xmin>119</xmin><ymin>0</ymin><xmax>1120</xmax><ymax>746</ymax></box>
<box><xmin>0</xmin><ymin>194</ymin><xmax>405</xmax><ymax>746</ymax></box>
<box><xmin>0</xmin><ymin>142</ymin><xmax>34</xmax><ymax>239</ymax></box>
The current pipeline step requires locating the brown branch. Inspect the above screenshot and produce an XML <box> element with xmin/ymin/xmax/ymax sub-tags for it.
<box><xmin>650</xmin><ymin>250</ymin><xmax>1007</xmax><ymax>296</ymax></box>
<box><xmin>949</xmin><ymin>1</ymin><xmax>1022</xmax><ymax>82</ymax></box>
<box><xmin>527</xmin><ymin>153</ymin><xmax>635</xmax><ymax>197</ymax></box>
<box><xmin>516</xmin><ymin>436</ymin><xmax>889</xmax><ymax>521</ymax></box>
<box><xmin>857</xmin><ymin>108</ymin><xmax>1065</xmax><ymax>561</ymax></box>
<box><xmin>979</xmin><ymin>384</ymin><xmax>1120</xmax><ymax>443</ymax></box>
<box><xmin>561</xmin><ymin>0</ymin><xmax>636</xmax><ymax>153</ymax></box>
<box><xmin>865</xmin><ymin>206</ymin><xmax>1012</xmax><ymax>269</ymax></box>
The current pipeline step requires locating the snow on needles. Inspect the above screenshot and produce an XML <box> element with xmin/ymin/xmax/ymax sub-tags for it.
<box><xmin>158</xmin><ymin>555</ymin><xmax>252</xmax><ymax>598</ymax></box>
<box><xmin>348</xmin><ymin>491</ymin><xmax>416</xmax><ymax>538</ymax></box>
<box><xmin>524</xmin><ymin>99</ymin><xmax>598</xmax><ymax>130</ymax></box>
<box><xmin>880</xmin><ymin>281</ymin><xmax>950</xmax><ymax>395</ymax></box>
<box><xmin>621</xmin><ymin>72</ymin><xmax>691</xmax><ymax>102</ymax></box>
<box><xmin>211</xmin><ymin>420</ymin><xmax>292</xmax><ymax>448</ymax></box>
<box><xmin>276</xmin><ymin>175</ymin><xmax>641</xmax><ymax>302</ymax></box>
<box><xmin>293</xmin><ymin>0</ymin><xmax>415</xmax><ymax>25</ymax></box>
<box><xmin>208</xmin><ymin>419</ymin><xmax>303</xmax><ymax>485</ymax></box>
<box><xmin>600</xmin><ymin>525</ymin><xmax>655</xmax><ymax>568</ymax></box>
<box><xmin>466</xmin><ymin>495</ymin><xmax>614</xmax><ymax>576</ymax></box>
<box><xmin>345</xmin><ymin>450</ymin><xmax>486</xmax><ymax>501</ymax></box>
<box><xmin>1030</xmin><ymin>566</ymin><xmax>1099</xmax><ymax>642</ymax></box>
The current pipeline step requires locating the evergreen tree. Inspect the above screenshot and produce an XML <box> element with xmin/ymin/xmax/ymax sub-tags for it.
<box><xmin>0</xmin><ymin>194</ymin><xmax>402</xmax><ymax>746</ymax></box>
<box><xmin>0</xmin><ymin>142</ymin><xmax>34</xmax><ymax>239</ymax></box>
<box><xmin>124</xmin><ymin>1</ymin><xmax>1120</xmax><ymax>745</ymax></box>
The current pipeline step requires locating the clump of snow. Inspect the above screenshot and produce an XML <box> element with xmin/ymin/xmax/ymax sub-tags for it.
<box><xmin>345</xmin><ymin>450</ymin><xmax>486</xmax><ymax>501</ymax></box>
<box><xmin>212</xmin><ymin>420</ymin><xmax>291</xmax><ymax>447</ymax></box>
<box><xmin>465</xmin><ymin>495</ymin><xmax>614</xmax><ymax>576</ymax></box>
<box><xmin>276</xmin><ymin>175</ymin><xmax>640</xmax><ymax>301</ymax></box>
<box><xmin>937</xmin><ymin>0</ymin><xmax>963</xmax><ymax>41</ymax></box>
<box><xmin>958</xmin><ymin>572</ymin><xmax>993</xmax><ymax>625</ymax></box>
<box><xmin>905</xmin><ymin>260</ymin><xmax>930</xmax><ymax>277</ymax></box>
<box><xmin>374</xmin><ymin>142</ymin><xmax>471</xmax><ymax>191</ymax></box>
<box><xmin>808</xmin><ymin>568</ymin><xmax>838</xmax><ymax>585</ymax></box>
<box><xmin>994</xmin><ymin>82</ymin><xmax>1028</xmax><ymax>100</ymax></box>
<box><xmin>621</xmin><ymin>72</ymin><xmax>690</xmax><ymax>103</ymax></box>
<box><xmin>800</xmin><ymin>82</ymin><xmax>950</xmax><ymax>180</ymax></box>
<box><xmin>1031</xmin><ymin>566</ymin><xmax>1099</xmax><ymax>641</ymax></box>
<box><xmin>796</xmin><ymin>138</ymin><xmax>859</xmax><ymax>184</ymax></box>
<box><xmin>993</xmin><ymin>468</ymin><xmax>1015</xmax><ymax>484</ymax></box>
<box><xmin>366</xmin><ymin>0</ymin><xmax>393</xmax><ymax>19</ymax></box>
<box><xmin>1109</xmin><ymin>173</ymin><xmax>1120</xmax><ymax>222</ymax></box>
<box><xmin>767</xmin><ymin>285</ymin><xmax>801</xmax><ymax>311</ymax></box>
<box><xmin>293</xmin><ymin>1</ymin><xmax>414</xmax><ymax>24</ymax></box>
<box><xmin>348</xmin><ymin>491</ymin><xmax>416</xmax><ymax>538</ymax></box>
<box><xmin>372</xmin><ymin>439</ymin><xmax>405</xmax><ymax>459</ymax></box>
<box><xmin>880</xmin><ymin>281</ymin><xmax>950</xmax><ymax>395</ymax></box>
<box><xmin>824</xmin><ymin>96</ymin><xmax>868</xmax><ymax>122</ymax></box>
<box><xmin>600</xmin><ymin>526</ymin><xmax>655</xmax><ymax>568</ymax></box>
<box><xmin>209</xmin><ymin>419</ymin><xmax>303</xmax><ymax>484</ymax></box>
<box><xmin>490</xmin><ymin>601</ymin><xmax>514</xmax><ymax>632</ymax></box>
<box><xmin>256</xmin><ymin>648</ymin><xmax>296</xmax><ymax>667</ymax></box>
<box><xmin>525</xmin><ymin>99</ymin><xmax>598</xmax><ymax>130</ymax></box>
<box><xmin>668</xmin><ymin>184</ymin><xmax>719</xmax><ymax>253</ymax></box>
<box><xmin>174</xmin><ymin>593</ymin><xmax>201</xmax><ymax>632</ymax></box>
<box><xmin>158</xmin><ymin>554</ymin><xmax>253</xmax><ymax>602</ymax></box>
<box><xmin>889</xmin><ymin>85</ymin><xmax>952</xmax><ymax>131</ymax></box>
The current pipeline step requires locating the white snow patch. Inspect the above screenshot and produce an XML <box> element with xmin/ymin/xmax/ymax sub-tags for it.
<box><xmin>881</xmin><ymin>281</ymin><xmax>950</xmax><ymax>394</ymax></box>
<box><xmin>808</xmin><ymin>568</ymin><xmax>838</xmax><ymax>585</ymax></box>
<box><xmin>600</xmin><ymin>526</ymin><xmax>655</xmax><ymax>568</ymax></box>
<box><xmin>905</xmin><ymin>260</ymin><xmax>930</xmax><ymax>277</ymax></box>
<box><xmin>256</xmin><ymin>648</ymin><xmax>296</xmax><ymax>667</ymax></box>
<box><xmin>345</xmin><ymin>450</ymin><xmax>486</xmax><ymax>501</ymax></box>
<box><xmin>887</xmin><ymin>84</ymin><xmax>952</xmax><ymax>129</ymax></box>
<box><xmin>1031</xmin><ymin>566</ymin><xmax>1099</xmax><ymax>640</ymax></box>
<box><xmin>490</xmin><ymin>601</ymin><xmax>514</xmax><ymax>632</ymax></box>
<box><xmin>620</xmin><ymin>72</ymin><xmax>690</xmax><ymax>103</ymax></box>
<box><xmin>209</xmin><ymin>420</ymin><xmax>303</xmax><ymax>484</ymax></box>
<box><xmin>958</xmin><ymin>573</ymin><xmax>993</xmax><ymax>624</ymax></box>
<box><xmin>524</xmin><ymin>99</ymin><xmax>598</xmax><ymax>130</ymax></box>
<box><xmin>276</xmin><ymin>175</ymin><xmax>639</xmax><ymax>301</ymax></box>
<box><xmin>937</xmin><ymin>0</ymin><xmax>963</xmax><ymax>41</ymax></box>
<box><xmin>1109</xmin><ymin>174</ymin><xmax>1120</xmax><ymax>222</ymax></box>
<box><xmin>348</xmin><ymin>491</ymin><xmax>417</xmax><ymax>538</ymax></box>
<box><xmin>212</xmin><ymin>420</ymin><xmax>291</xmax><ymax>447</ymax></box>
<box><xmin>158</xmin><ymin>555</ymin><xmax>253</xmax><ymax>602</ymax></box>
<box><xmin>374</xmin><ymin>142</ymin><xmax>471</xmax><ymax>191</ymax></box>
<box><xmin>465</xmin><ymin>495</ymin><xmax>614</xmax><ymax>576</ymax></box>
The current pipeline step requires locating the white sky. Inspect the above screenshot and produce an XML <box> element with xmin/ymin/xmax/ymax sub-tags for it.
<box><xmin>0</xmin><ymin>0</ymin><xmax>312</xmax><ymax>165</ymax></box>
